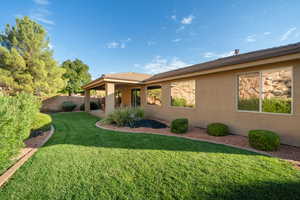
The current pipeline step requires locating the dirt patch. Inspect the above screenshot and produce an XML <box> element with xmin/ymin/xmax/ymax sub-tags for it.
<box><xmin>97</xmin><ymin>122</ymin><xmax>300</xmax><ymax>169</ymax></box>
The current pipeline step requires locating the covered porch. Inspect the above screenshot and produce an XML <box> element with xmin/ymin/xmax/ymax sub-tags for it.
<box><xmin>82</xmin><ymin>73</ymin><xmax>151</xmax><ymax>117</ymax></box>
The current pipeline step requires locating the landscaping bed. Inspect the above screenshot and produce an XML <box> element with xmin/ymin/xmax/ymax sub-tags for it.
<box><xmin>98</xmin><ymin>121</ymin><xmax>300</xmax><ymax>168</ymax></box>
<box><xmin>126</xmin><ymin>119</ymin><xmax>167</xmax><ymax>129</ymax></box>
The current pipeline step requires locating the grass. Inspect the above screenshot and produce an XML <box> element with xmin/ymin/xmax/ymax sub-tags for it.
<box><xmin>0</xmin><ymin>112</ymin><xmax>299</xmax><ymax>200</ymax></box>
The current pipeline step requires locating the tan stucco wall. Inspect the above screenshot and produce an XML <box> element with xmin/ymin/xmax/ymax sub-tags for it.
<box><xmin>141</xmin><ymin>60</ymin><xmax>300</xmax><ymax>147</ymax></box>
<box><xmin>42</xmin><ymin>95</ymin><xmax>98</xmax><ymax>112</ymax></box>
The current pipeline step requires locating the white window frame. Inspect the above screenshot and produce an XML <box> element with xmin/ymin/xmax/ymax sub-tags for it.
<box><xmin>170</xmin><ymin>79</ymin><xmax>196</xmax><ymax>109</ymax></box>
<box><xmin>146</xmin><ymin>85</ymin><xmax>162</xmax><ymax>106</ymax></box>
<box><xmin>236</xmin><ymin>66</ymin><xmax>294</xmax><ymax>115</ymax></box>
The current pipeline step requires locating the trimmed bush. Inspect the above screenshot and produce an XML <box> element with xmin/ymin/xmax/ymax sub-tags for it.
<box><xmin>207</xmin><ymin>123</ymin><xmax>229</xmax><ymax>136</ymax></box>
<box><xmin>79</xmin><ymin>102</ymin><xmax>100</xmax><ymax>111</ymax></box>
<box><xmin>171</xmin><ymin>118</ymin><xmax>188</xmax><ymax>134</ymax></box>
<box><xmin>62</xmin><ymin>101</ymin><xmax>76</xmax><ymax>112</ymax></box>
<box><xmin>248</xmin><ymin>130</ymin><xmax>280</xmax><ymax>151</ymax></box>
<box><xmin>0</xmin><ymin>92</ymin><xmax>40</xmax><ymax>174</ymax></box>
<box><xmin>102</xmin><ymin>107</ymin><xmax>144</xmax><ymax>127</ymax></box>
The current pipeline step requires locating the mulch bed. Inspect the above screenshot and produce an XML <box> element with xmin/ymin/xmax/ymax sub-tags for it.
<box><xmin>97</xmin><ymin>122</ymin><xmax>300</xmax><ymax>169</ymax></box>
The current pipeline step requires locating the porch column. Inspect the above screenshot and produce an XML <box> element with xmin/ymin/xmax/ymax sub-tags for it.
<box><xmin>105</xmin><ymin>82</ymin><xmax>115</xmax><ymax>114</ymax></box>
<box><xmin>84</xmin><ymin>89</ymin><xmax>90</xmax><ymax>112</ymax></box>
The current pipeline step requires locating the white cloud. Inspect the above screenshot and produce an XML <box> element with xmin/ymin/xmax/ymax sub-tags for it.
<box><xmin>202</xmin><ymin>51</ymin><xmax>235</xmax><ymax>59</ymax></box>
<box><xmin>33</xmin><ymin>0</ymin><xmax>49</xmax><ymax>5</ymax></box>
<box><xmin>147</xmin><ymin>41</ymin><xmax>156</xmax><ymax>46</ymax></box>
<box><xmin>264</xmin><ymin>32</ymin><xmax>271</xmax><ymax>35</ymax></box>
<box><xmin>181</xmin><ymin>15</ymin><xmax>194</xmax><ymax>24</ymax></box>
<box><xmin>106</xmin><ymin>42</ymin><xmax>120</xmax><ymax>48</ymax></box>
<box><xmin>245</xmin><ymin>35</ymin><xmax>256</xmax><ymax>42</ymax></box>
<box><xmin>171</xmin><ymin>15</ymin><xmax>176</xmax><ymax>20</ymax></box>
<box><xmin>280</xmin><ymin>27</ymin><xmax>297</xmax><ymax>41</ymax></box>
<box><xmin>106</xmin><ymin>38</ymin><xmax>131</xmax><ymax>49</ymax></box>
<box><xmin>172</xmin><ymin>38</ymin><xmax>181</xmax><ymax>42</ymax></box>
<box><xmin>143</xmin><ymin>56</ymin><xmax>189</xmax><ymax>74</ymax></box>
<box><xmin>30</xmin><ymin>8</ymin><xmax>54</xmax><ymax>25</ymax></box>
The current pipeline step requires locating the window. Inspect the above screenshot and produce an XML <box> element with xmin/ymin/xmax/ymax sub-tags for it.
<box><xmin>147</xmin><ymin>85</ymin><xmax>162</xmax><ymax>106</ymax></box>
<box><xmin>238</xmin><ymin>72</ymin><xmax>260</xmax><ymax>111</ymax></box>
<box><xmin>171</xmin><ymin>80</ymin><xmax>195</xmax><ymax>108</ymax></box>
<box><xmin>237</xmin><ymin>67</ymin><xmax>292</xmax><ymax>114</ymax></box>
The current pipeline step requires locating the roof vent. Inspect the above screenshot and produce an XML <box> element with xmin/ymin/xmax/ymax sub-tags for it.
<box><xmin>234</xmin><ymin>49</ymin><xmax>240</xmax><ymax>55</ymax></box>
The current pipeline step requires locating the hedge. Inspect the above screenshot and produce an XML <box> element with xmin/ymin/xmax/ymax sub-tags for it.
<box><xmin>79</xmin><ymin>102</ymin><xmax>100</xmax><ymax>111</ymax></box>
<box><xmin>0</xmin><ymin>92</ymin><xmax>40</xmax><ymax>174</ymax></box>
<box><xmin>248</xmin><ymin>130</ymin><xmax>280</xmax><ymax>151</ymax></box>
<box><xmin>207</xmin><ymin>123</ymin><xmax>229</xmax><ymax>136</ymax></box>
<box><xmin>171</xmin><ymin>118</ymin><xmax>188</xmax><ymax>134</ymax></box>
<box><xmin>62</xmin><ymin>101</ymin><xmax>77</xmax><ymax>112</ymax></box>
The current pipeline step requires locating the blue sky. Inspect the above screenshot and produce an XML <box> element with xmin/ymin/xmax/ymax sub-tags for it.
<box><xmin>1</xmin><ymin>0</ymin><xmax>300</xmax><ymax>79</ymax></box>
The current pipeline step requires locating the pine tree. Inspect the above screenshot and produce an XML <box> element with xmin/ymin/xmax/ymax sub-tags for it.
<box><xmin>0</xmin><ymin>16</ymin><xmax>65</xmax><ymax>96</ymax></box>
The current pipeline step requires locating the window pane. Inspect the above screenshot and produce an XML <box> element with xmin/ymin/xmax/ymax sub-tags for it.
<box><xmin>147</xmin><ymin>86</ymin><xmax>162</xmax><ymax>105</ymax></box>
<box><xmin>238</xmin><ymin>72</ymin><xmax>260</xmax><ymax>111</ymax></box>
<box><xmin>171</xmin><ymin>80</ymin><xmax>195</xmax><ymax>108</ymax></box>
<box><xmin>262</xmin><ymin>68</ymin><xmax>292</xmax><ymax>114</ymax></box>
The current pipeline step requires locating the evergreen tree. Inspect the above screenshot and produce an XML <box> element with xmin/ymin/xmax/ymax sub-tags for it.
<box><xmin>0</xmin><ymin>16</ymin><xmax>65</xmax><ymax>96</ymax></box>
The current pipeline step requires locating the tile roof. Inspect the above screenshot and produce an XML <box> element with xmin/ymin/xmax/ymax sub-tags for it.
<box><xmin>145</xmin><ymin>42</ymin><xmax>300</xmax><ymax>82</ymax></box>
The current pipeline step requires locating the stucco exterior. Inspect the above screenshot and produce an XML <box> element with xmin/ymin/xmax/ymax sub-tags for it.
<box><xmin>139</xmin><ymin>60</ymin><xmax>300</xmax><ymax>147</ymax></box>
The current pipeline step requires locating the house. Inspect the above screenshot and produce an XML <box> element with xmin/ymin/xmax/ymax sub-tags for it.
<box><xmin>82</xmin><ymin>42</ymin><xmax>300</xmax><ymax>147</ymax></box>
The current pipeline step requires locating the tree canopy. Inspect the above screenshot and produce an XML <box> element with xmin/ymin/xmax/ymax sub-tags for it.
<box><xmin>61</xmin><ymin>59</ymin><xmax>91</xmax><ymax>96</ymax></box>
<box><xmin>0</xmin><ymin>16</ymin><xmax>65</xmax><ymax>96</ymax></box>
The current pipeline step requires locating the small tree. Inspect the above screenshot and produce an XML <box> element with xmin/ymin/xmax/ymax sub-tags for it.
<box><xmin>61</xmin><ymin>59</ymin><xmax>91</xmax><ymax>96</ymax></box>
<box><xmin>0</xmin><ymin>16</ymin><xmax>66</xmax><ymax>96</ymax></box>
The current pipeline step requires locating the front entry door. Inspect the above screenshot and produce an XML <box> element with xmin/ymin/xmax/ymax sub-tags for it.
<box><xmin>131</xmin><ymin>88</ymin><xmax>141</xmax><ymax>107</ymax></box>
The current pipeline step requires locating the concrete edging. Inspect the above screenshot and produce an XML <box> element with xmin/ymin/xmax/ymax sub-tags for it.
<box><xmin>0</xmin><ymin>125</ymin><xmax>55</xmax><ymax>188</ymax></box>
<box><xmin>95</xmin><ymin>121</ymin><xmax>272</xmax><ymax>157</ymax></box>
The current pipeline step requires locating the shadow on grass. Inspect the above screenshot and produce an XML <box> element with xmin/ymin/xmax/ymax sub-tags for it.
<box><xmin>40</xmin><ymin>112</ymin><xmax>265</xmax><ymax>157</ymax></box>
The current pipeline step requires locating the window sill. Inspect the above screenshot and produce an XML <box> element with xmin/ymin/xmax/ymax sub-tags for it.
<box><xmin>236</xmin><ymin>110</ymin><xmax>294</xmax><ymax>116</ymax></box>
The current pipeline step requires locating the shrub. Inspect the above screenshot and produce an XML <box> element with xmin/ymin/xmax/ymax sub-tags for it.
<box><xmin>62</xmin><ymin>101</ymin><xmax>76</xmax><ymax>112</ymax></box>
<box><xmin>79</xmin><ymin>102</ymin><xmax>100</xmax><ymax>111</ymax></box>
<box><xmin>0</xmin><ymin>92</ymin><xmax>40</xmax><ymax>174</ymax></box>
<box><xmin>262</xmin><ymin>98</ymin><xmax>291</xmax><ymax>114</ymax></box>
<box><xmin>171</xmin><ymin>118</ymin><xmax>188</xmax><ymax>134</ymax></box>
<box><xmin>171</xmin><ymin>97</ymin><xmax>187</xmax><ymax>107</ymax></box>
<box><xmin>102</xmin><ymin>107</ymin><xmax>144</xmax><ymax>127</ymax></box>
<box><xmin>31</xmin><ymin>113</ymin><xmax>52</xmax><ymax>133</ymax></box>
<box><xmin>207</xmin><ymin>123</ymin><xmax>229</xmax><ymax>136</ymax></box>
<box><xmin>238</xmin><ymin>98</ymin><xmax>259</xmax><ymax>111</ymax></box>
<box><xmin>248</xmin><ymin>130</ymin><xmax>280</xmax><ymax>151</ymax></box>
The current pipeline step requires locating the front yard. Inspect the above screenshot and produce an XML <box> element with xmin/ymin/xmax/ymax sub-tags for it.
<box><xmin>0</xmin><ymin>112</ymin><xmax>299</xmax><ymax>200</ymax></box>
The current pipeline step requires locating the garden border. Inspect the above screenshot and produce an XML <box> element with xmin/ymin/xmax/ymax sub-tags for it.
<box><xmin>0</xmin><ymin>125</ymin><xmax>55</xmax><ymax>188</ymax></box>
<box><xmin>95</xmin><ymin>121</ymin><xmax>272</xmax><ymax>156</ymax></box>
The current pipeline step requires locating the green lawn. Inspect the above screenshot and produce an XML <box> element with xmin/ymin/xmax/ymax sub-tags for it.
<box><xmin>0</xmin><ymin>112</ymin><xmax>299</xmax><ymax>200</ymax></box>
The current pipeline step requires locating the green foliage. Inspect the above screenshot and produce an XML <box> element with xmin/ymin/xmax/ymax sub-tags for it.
<box><xmin>0</xmin><ymin>16</ymin><xmax>66</xmax><ymax>97</ymax></box>
<box><xmin>171</xmin><ymin>118</ymin><xmax>188</xmax><ymax>134</ymax></box>
<box><xmin>238</xmin><ymin>98</ymin><xmax>291</xmax><ymax>113</ymax></box>
<box><xmin>61</xmin><ymin>59</ymin><xmax>91</xmax><ymax>96</ymax></box>
<box><xmin>1</xmin><ymin>112</ymin><xmax>300</xmax><ymax>200</ymax></box>
<box><xmin>31</xmin><ymin>113</ymin><xmax>52</xmax><ymax>132</ymax></box>
<box><xmin>0</xmin><ymin>92</ymin><xmax>40</xmax><ymax>174</ymax></box>
<box><xmin>262</xmin><ymin>98</ymin><xmax>291</xmax><ymax>114</ymax></box>
<box><xmin>79</xmin><ymin>102</ymin><xmax>100</xmax><ymax>111</ymax></box>
<box><xmin>207</xmin><ymin>123</ymin><xmax>229</xmax><ymax>136</ymax></box>
<box><xmin>238</xmin><ymin>98</ymin><xmax>259</xmax><ymax>111</ymax></box>
<box><xmin>248</xmin><ymin>130</ymin><xmax>280</xmax><ymax>151</ymax></box>
<box><xmin>171</xmin><ymin>97</ymin><xmax>194</xmax><ymax>108</ymax></box>
<box><xmin>102</xmin><ymin>107</ymin><xmax>144</xmax><ymax>127</ymax></box>
<box><xmin>62</xmin><ymin>101</ymin><xmax>77</xmax><ymax>112</ymax></box>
